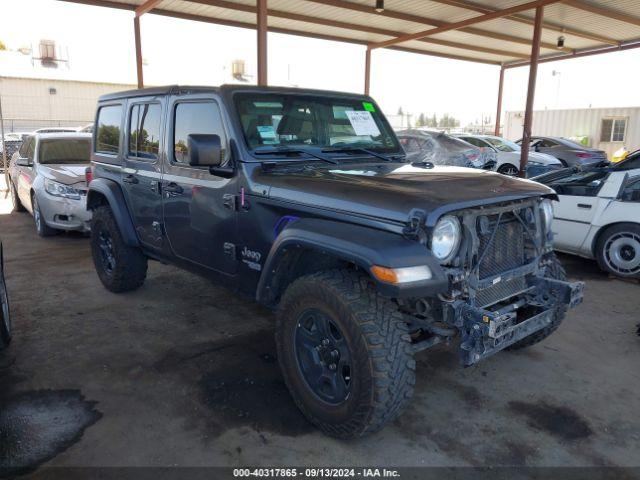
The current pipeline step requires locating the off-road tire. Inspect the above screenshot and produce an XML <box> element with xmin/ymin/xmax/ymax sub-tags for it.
<box><xmin>595</xmin><ymin>223</ymin><xmax>640</xmax><ymax>279</ymax></box>
<box><xmin>0</xmin><ymin>245</ymin><xmax>11</xmax><ymax>350</ymax></box>
<box><xmin>32</xmin><ymin>194</ymin><xmax>57</xmax><ymax>237</ymax></box>
<box><xmin>507</xmin><ymin>254</ymin><xmax>567</xmax><ymax>350</ymax></box>
<box><xmin>90</xmin><ymin>205</ymin><xmax>147</xmax><ymax>293</ymax></box>
<box><xmin>9</xmin><ymin>180</ymin><xmax>25</xmax><ymax>212</ymax></box>
<box><xmin>276</xmin><ymin>269</ymin><xmax>415</xmax><ymax>438</ymax></box>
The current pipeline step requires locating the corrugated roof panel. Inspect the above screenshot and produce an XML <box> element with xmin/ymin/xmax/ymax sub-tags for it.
<box><xmin>59</xmin><ymin>0</ymin><xmax>640</xmax><ymax>65</ymax></box>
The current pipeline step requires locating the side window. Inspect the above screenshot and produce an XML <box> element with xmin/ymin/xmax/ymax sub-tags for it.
<box><xmin>128</xmin><ymin>103</ymin><xmax>161</xmax><ymax>160</ymax></box>
<box><xmin>539</xmin><ymin>139</ymin><xmax>558</xmax><ymax>148</ymax></box>
<box><xmin>621</xmin><ymin>178</ymin><xmax>640</xmax><ymax>202</ymax></box>
<box><xmin>18</xmin><ymin>137</ymin><xmax>32</xmax><ymax>158</ymax></box>
<box><xmin>26</xmin><ymin>138</ymin><xmax>35</xmax><ymax>161</ymax></box>
<box><xmin>463</xmin><ymin>138</ymin><xmax>484</xmax><ymax>148</ymax></box>
<box><xmin>173</xmin><ymin>101</ymin><xmax>226</xmax><ymax>164</ymax></box>
<box><xmin>96</xmin><ymin>104</ymin><xmax>122</xmax><ymax>155</ymax></box>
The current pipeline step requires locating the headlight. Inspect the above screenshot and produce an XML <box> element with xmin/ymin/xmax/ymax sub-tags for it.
<box><xmin>44</xmin><ymin>178</ymin><xmax>81</xmax><ymax>200</ymax></box>
<box><xmin>540</xmin><ymin>199</ymin><xmax>554</xmax><ymax>233</ymax></box>
<box><xmin>431</xmin><ymin>215</ymin><xmax>461</xmax><ymax>264</ymax></box>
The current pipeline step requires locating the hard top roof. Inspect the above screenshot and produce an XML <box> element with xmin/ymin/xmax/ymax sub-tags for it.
<box><xmin>98</xmin><ymin>84</ymin><xmax>372</xmax><ymax>102</ymax></box>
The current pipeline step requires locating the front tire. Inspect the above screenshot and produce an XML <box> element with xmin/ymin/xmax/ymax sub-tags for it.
<box><xmin>507</xmin><ymin>254</ymin><xmax>567</xmax><ymax>350</ymax></box>
<box><xmin>90</xmin><ymin>205</ymin><xmax>148</xmax><ymax>293</ymax></box>
<box><xmin>595</xmin><ymin>223</ymin><xmax>640</xmax><ymax>279</ymax></box>
<box><xmin>498</xmin><ymin>164</ymin><xmax>519</xmax><ymax>176</ymax></box>
<box><xmin>9</xmin><ymin>180</ymin><xmax>25</xmax><ymax>212</ymax></box>
<box><xmin>276</xmin><ymin>269</ymin><xmax>415</xmax><ymax>438</ymax></box>
<box><xmin>0</xmin><ymin>245</ymin><xmax>11</xmax><ymax>350</ymax></box>
<box><xmin>32</xmin><ymin>194</ymin><xmax>57</xmax><ymax>237</ymax></box>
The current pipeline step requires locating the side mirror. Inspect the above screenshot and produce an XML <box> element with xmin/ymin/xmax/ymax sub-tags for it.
<box><xmin>630</xmin><ymin>190</ymin><xmax>640</xmax><ymax>202</ymax></box>
<box><xmin>188</xmin><ymin>134</ymin><xmax>223</xmax><ymax>167</ymax></box>
<box><xmin>534</xmin><ymin>144</ymin><xmax>541</xmax><ymax>152</ymax></box>
<box><xmin>16</xmin><ymin>157</ymin><xmax>31</xmax><ymax>167</ymax></box>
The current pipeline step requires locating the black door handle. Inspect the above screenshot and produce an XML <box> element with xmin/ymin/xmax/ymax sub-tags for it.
<box><xmin>123</xmin><ymin>174</ymin><xmax>139</xmax><ymax>184</ymax></box>
<box><xmin>577</xmin><ymin>203</ymin><xmax>592</xmax><ymax>209</ymax></box>
<box><xmin>164</xmin><ymin>182</ymin><xmax>184</xmax><ymax>195</ymax></box>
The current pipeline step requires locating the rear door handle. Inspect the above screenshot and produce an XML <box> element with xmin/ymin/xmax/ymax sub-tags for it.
<box><xmin>577</xmin><ymin>203</ymin><xmax>592</xmax><ymax>209</ymax></box>
<box><xmin>123</xmin><ymin>174</ymin><xmax>139</xmax><ymax>184</ymax></box>
<box><xmin>164</xmin><ymin>182</ymin><xmax>184</xmax><ymax>196</ymax></box>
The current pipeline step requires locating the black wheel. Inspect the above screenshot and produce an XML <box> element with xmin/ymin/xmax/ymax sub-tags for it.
<box><xmin>90</xmin><ymin>205</ymin><xmax>148</xmax><ymax>293</ymax></box>
<box><xmin>498</xmin><ymin>164</ymin><xmax>519</xmax><ymax>176</ymax></box>
<box><xmin>276</xmin><ymin>269</ymin><xmax>415</xmax><ymax>438</ymax></box>
<box><xmin>595</xmin><ymin>223</ymin><xmax>640</xmax><ymax>279</ymax></box>
<box><xmin>0</xmin><ymin>244</ymin><xmax>11</xmax><ymax>350</ymax></box>
<box><xmin>9</xmin><ymin>180</ymin><xmax>25</xmax><ymax>212</ymax></box>
<box><xmin>32</xmin><ymin>194</ymin><xmax>57</xmax><ymax>237</ymax></box>
<box><xmin>507</xmin><ymin>254</ymin><xmax>567</xmax><ymax>350</ymax></box>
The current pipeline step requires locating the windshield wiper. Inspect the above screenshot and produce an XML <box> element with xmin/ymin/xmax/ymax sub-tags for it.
<box><xmin>321</xmin><ymin>146</ymin><xmax>396</xmax><ymax>162</ymax></box>
<box><xmin>254</xmin><ymin>146</ymin><xmax>339</xmax><ymax>164</ymax></box>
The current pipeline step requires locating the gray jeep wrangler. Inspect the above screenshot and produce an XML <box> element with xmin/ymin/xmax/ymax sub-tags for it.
<box><xmin>86</xmin><ymin>85</ymin><xmax>583</xmax><ymax>438</ymax></box>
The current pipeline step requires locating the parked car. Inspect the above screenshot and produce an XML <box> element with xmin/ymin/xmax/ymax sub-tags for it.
<box><xmin>517</xmin><ymin>136</ymin><xmax>607</xmax><ymax>167</ymax></box>
<box><xmin>8</xmin><ymin>133</ymin><xmax>92</xmax><ymax>236</ymax></box>
<box><xmin>457</xmin><ymin>134</ymin><xmax>563</xmax><ymax>177</ymax></box>
<box><xmin>87</xmin><ymin>85</ymin><xmax>582</xmax><ymax>438</ymax></box>
<box><xmin>33</xmin><ymin>127</ymin><xmax>79</xmax><ymax>134</ymax></box>
<box><xmin>0</xmin><ymin>241</ymin><xmax>10</xmax><ymax>350</ymax></box>
<box><xmin>397</xmin><ymin>129</ymin><xmax>496</xmax><ymax>170</ymax></box>
<box><xmin>535</xmin><ymin>151</ymin><xmax>640</xmax><ymax>278</ymax></box>
<box><xmin>1</xmin><ymin>133</ymin><xmax>29</xmax><ymax>171</ymax></box>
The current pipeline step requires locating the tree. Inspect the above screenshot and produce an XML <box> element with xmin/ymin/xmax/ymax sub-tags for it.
<box><xmin>417</xmin><ymin>113</ymin><xmax>426</xmax><ymax>127</ymax></box>
<box><xmin>427</xmin><ymin>114</ymin><xmax>438</xmax><ymax>128</ymax></box>
<box><xmin>397</xmin><ymin>107</ymin><xmax>404</xmax><ymax>116</ymax></box>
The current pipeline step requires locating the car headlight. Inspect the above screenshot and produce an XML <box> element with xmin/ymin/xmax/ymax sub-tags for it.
<box><xmin>540</xmin><ymin>199</ymin><xmax>554</xmax><ymax>233</ymax></box>
<box><xmin>44</xmin><ymin>178</ymin><xmax>81</xmax><ymax>200</ymax></box>
<box><xmin>431</xmin><ymin>215</ymin><xmax>461</xmax><ymax>264</ymax></box>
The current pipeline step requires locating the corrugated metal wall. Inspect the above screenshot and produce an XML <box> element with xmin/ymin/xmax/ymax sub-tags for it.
<box><xmin>504</xmin><ymin>107</ymin><xmax>640</xmax><ymax>158</ymax></box>
<box><xmin>0</xmin><ymin>76</ymin><xmax>135</xmax><ymax>132</ymax></box>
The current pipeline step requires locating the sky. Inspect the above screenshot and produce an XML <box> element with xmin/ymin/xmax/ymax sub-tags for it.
<box><xmin>1</xmin><ymin>0</ymin><xmax>640</xmax><ymax>126</ymax></box>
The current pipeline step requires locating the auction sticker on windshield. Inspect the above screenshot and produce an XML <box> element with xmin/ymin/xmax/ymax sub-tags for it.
<box><xmin>345</xmin><ymin>111</ymin><xmax>381</xmax><ymax>137</ymax></box>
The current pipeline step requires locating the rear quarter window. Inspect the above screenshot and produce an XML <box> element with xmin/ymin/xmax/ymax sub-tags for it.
<box><xmin>96</xmin><ymin>105</ymin><xmax>123</xmax><ymax>155</ymax></box>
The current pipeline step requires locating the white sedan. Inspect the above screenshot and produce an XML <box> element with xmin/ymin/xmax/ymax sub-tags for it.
<box><xmin>536</xmin><ymin>153</ymin><xmax>640</xmax><ymax>278</ymax></box>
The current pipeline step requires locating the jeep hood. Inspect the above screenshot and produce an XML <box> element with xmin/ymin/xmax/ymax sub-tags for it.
<box><xmin>261</xmin><ymin>163</ymin><xmax>555</xmax><ymax>226</ymax></box>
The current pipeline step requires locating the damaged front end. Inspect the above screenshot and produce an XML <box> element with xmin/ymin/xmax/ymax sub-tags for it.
<box><xmin>401</xmin><ymin>198</ymin><xmax>584</xmax><ymax>366</ymax></box>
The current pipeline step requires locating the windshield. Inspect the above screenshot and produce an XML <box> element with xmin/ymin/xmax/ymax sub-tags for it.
<box><xmin>38</xmin><ymin>139</ymin><xmax>91</xmax><ymax>164</ymax></box>
<box><xmin>486</xmin><ymin>137</ymin><xmax>519</xmax><ymax>152</ymax></box>
<box><xmin>234</xmin><ymin>93</ymin><xmax>400</xmax><ymax>155</ymax></box>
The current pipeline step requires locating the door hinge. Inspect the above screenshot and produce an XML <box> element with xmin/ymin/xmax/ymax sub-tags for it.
<box><xmin>223</xmin><ymin>194</ymin><xmax>237</xmax><ymax>211</ymax></box>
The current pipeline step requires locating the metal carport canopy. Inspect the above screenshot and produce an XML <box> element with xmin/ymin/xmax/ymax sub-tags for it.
<box><xmin>55</xmin><ymin>0</ymin><xmax>640</xmax><ymax>175</ymax></box>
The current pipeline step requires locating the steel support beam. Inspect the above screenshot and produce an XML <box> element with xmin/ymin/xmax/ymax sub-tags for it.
<box><xmin>133</xmin><ymin>15</ymin><xmax>144</xmax><ymax>88</ymax></box>
<box><xmin>257</xmin><ymin>0</ymin><xmax>268</xmax><ymax>86</ymax></box>
<box><xmin>495</xmin><ymin>66</ymin><xmax>505</xmax><ymax>136</ymax></box>
<box><xmin>370</xmin><ymin>0</ymin><xmax>561</xmax><ymax>50</ymax></box>
<box><xmin>364</xmin><ymin>47</ymin><xmax>371</xmax><ymax>95</ymax></box>
<box><xmin>520</xmin><ymin>6</ymin><xmax>544</xmax><ymax>178</ymax></box>
<box><xmin>135</xmin><ymin>0</ymin><xmax>161</xmax><ymax>17</ymax></box>
<box><xmin>429</xmin><ymin>0</ymin><xmax>619</xmax><ymax>46</ymax></box>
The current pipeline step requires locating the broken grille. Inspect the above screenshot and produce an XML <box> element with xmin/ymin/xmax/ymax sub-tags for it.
<box><xmin>477</xmin><ymin>214</ymin><xmax>526</xmax><ymax>280</ymax></box>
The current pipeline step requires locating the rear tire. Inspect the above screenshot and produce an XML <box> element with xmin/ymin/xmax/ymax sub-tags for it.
<box><xmin>595</xmin><ymin>223</ymin><xmax>640</xmax><ymax>279</ymax></box>
<box><xmin>90</xmin><ymin>205</ymin><xmax>148</xmax><ymax>293</ymax></box>
<box><xmin>9</xmin><ymin>180</ymin><xmax>25</xmax><ymax>212</ymax></box>
<box><xmin>507</xmin><ymin>254</ymin><xmax>567</xmax><ymax>350</ymax></box>
<box><xmin>32</xmin><ymin>194</ymin><xmax>57</xmax><ymax>237</ymax></box>
<box><xmin>276</xmin><ymin>269</ymin><xmax>415</xmax><ymax>438</ymax></box>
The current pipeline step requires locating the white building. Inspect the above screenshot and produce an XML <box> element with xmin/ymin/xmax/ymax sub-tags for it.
<box><xmin>504</xmin><ymin>106</ymin><xmax>640</xmax><ymax>158</ymax></box>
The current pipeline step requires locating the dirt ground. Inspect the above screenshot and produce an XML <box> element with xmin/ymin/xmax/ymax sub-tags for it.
<box><xmin>0</xmin><ymin>177</ymin><xmax>639</xmax><ymax>476</ymax></box>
